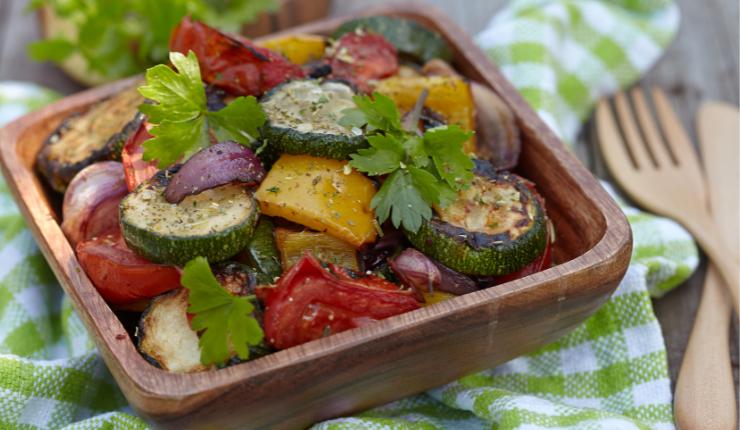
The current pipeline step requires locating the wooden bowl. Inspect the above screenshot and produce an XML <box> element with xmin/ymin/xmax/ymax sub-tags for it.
<box><xmin>0</xmin><ymin>5</ymin><xmax>632</xmax><ymax>429</ymax></box>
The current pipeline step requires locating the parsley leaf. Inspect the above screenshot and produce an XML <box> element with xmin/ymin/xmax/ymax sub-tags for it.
<box><xmin>138</xmin><ymin>51</ymin><xmax>266</xmax><ymax>168</ymax></box>
<box><xmin>143</xmin><ymin>117</ymin><xmax>209</xmax><ymax>168</ymax></box>
<box><xmin>342</xmin><ymin>93</ymin><xmax>475</xmax><ymax>233</ymax></box>
<box><xmin>139</xmin><ymin>51</ymin><xmax>205</xmax><ymax>123</ymax></box>
<box><xmin>209</xmin><ymin>95</ymin><xmax>265</xmax><ymax>146</ymax></box>
<box><xmin>408</xmin><ymin>165</ymin><xmax>457</xmax><ymax>207</ymax></box>
<box><xmin>424</xmin><ymin>125</ymin><xmax>475</xmax><ymax>189</ymax></box>
<box><xmin>349</xmin><ymin>92</ymin><xmax>404</xmax><ymax>133</ymax></box>
<box><xmin>349</xmin><ymin>135</ymin><xmax>404</xmax><ymax>175</ymax></box>
<box><xmin>181</xmin><ymin>257</ymin><xmax>263</xmax><ymax>366</ymax></box>
<box><xmin>337</xmin><ymin>108</ymin><xmax>367</xmax><ymax>130</ymax></box>
<box><xmin>371</xmin><ymin>170</ymin><xmax>430</xmax><ymax>233</ymax></box>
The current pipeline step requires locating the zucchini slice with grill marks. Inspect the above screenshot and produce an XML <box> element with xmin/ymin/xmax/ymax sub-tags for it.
<box><xmin>259</xmin><ymin>79</ymin><xmax>367</xmax><ymax>160</ymax></box>
<box><xmin>332</xmin><ymin>16</ymin><xmax>452</xmax><ymax>63</ymax></box>
<box><xmin>120</xmin><ymin>169</ymin><xmax>259</xmax><ymax>265</ymax></box>
<box><xmin>37</xmin><ymin>85</ymin><xmax>144</xmax><ymax>192</ymax></box>
<box><xmin>137</xmin><ymin>262</ymin><xmax>269</xmax><ymax>372</ymax></box>
<box><xmin>405</xmin><ymin>162</ymin><xmax>547</xmax><ymax>276</ymax></box>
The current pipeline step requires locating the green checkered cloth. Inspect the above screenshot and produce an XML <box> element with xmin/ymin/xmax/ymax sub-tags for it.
<box><xmin>0</xmin><ymin>0</ymin><xmax>694</xmax><ymax>428</ymax></box>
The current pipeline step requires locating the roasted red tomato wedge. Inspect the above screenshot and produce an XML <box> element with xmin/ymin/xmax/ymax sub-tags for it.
<box><xmin>76</xmin><ymin>232</ymin><xmax>181</xmax><ymax>306</ymax></box>
<box><xmin>170</xmin><ymin>17</ymin><xmax>304</xmax><ymax>96</ymax></box>
<box><xmin>121</xmin><ymin>117</ymin><xmax>159</xmax><ymax>192</ymax></box>
<box><xmin>329</xmin><ymin>32</ymin><xmax>399</xmax><ymax>92</ymax></box>
<box><xmin>328</xmin><ymin>264</ymin><xmax>403</xmax><ymax>292</ymax></box>
<box><xmin>257</xmin><ymin>253</ymin><xmax>420</xmax><ymax>350</ymax></box>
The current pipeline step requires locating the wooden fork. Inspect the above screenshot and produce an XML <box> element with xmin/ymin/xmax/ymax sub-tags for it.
<box><xmin>595</xmin><ymin>87</ymin><xmax>739</xmax><ymax>313</ymax></box>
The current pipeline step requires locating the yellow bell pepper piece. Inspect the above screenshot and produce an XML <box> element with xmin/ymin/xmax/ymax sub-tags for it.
<box><xmin>257</xmin><ymin>35</ymin><xmax>326</xmax><ymax>65</ymax></box>
<box><xmin>374</xmin><ymin>75</ymin><xmax>477</xmax><ymax>153</ymax></box>
<box><xmin>421</xmin><ymin>290</ymin><xmax>456</xmax><ymax>306</ymax></box>
<box><xmin>255</xmin><ymin>154</ymin><xmax>377</xmax><ymax>247</ymax></box>
<box><xmin>274</xmin><ymin>228</ymin><xmax>359</xmax><ymax>271</ymax></box>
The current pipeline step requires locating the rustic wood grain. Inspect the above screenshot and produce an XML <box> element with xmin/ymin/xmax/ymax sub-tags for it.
<box><xmin>0</xmin><ymin>5</ymin><xmax>632</xmax><ymax>429</ymax></box>
<box><xmin>1</xmin><ymin>0</ymin><xmax>738</xmax><ymax>421</ymax></box>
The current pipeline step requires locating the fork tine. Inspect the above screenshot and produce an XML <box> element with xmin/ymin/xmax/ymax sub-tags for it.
<box><xmin>651</xmin><ymin>88</ymin><xmax>701</xmax><ymax>167</ymax></box>
<box><xmin>631</xmin><ymin>87</ymin><xmax>673</xmax><ymax>168</ymax></box>
<box><xmin>596</xmin><ymin>99</ymin><xmax>636</xmax><ymax>173</ymax></box>
<box><xmin>614</xmin><ymin>91</ymin><xmax>653</xmax><ymax>169</ymax></box>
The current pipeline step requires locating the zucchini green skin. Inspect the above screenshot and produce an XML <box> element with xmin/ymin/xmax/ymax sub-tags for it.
<box><xmin>261</xmin><ymin>123</ymin><xmax>366</xmax><ymax>160</ymax></box>
<box><xmin>405</xmin><ymin>168</ymin><xmax>548</xmax><ymax>276</ymax></box>
<box><xmin>332</xmin><ymin>16</ymin><xmax>453</xmax><ymax>63</ymax></box>
<box><xmin>259</xmin><ymin>80</ymin><xmax>368</xmax><ymax>161</ymax></box>
<box><xmin>120</xmin><ymin>169</ymin><xmax>259</xmax><ymax>266</ymax></box>
<box><xmin>240</xmin><ymin>218</ymin><xmax>282</xmax><ymax>284</ymax></box>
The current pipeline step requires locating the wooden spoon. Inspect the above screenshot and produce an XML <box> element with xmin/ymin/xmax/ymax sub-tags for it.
<box><xmin>674</xmin><ymin>101</ymin><xmax>739</xmax><ymax>430</ymax></box>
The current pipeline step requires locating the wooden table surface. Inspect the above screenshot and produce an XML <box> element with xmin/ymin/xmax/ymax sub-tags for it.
<box><xmin>1</xmin><ymin>0</ymin><xmax>738</xmax><ymax>408</ymax></box>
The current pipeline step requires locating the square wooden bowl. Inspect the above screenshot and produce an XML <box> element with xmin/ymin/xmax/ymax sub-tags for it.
<box><xmin>0</xmin><ymin>4</ymin><xmax>632</xmax><ymax>429</ymax></box>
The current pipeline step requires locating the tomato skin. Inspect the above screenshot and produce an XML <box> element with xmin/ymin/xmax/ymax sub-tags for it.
<box><xmin>257</xmin><ymin>254</ymin><xmax>419</xmax><ymax>350</ymax></box>
<box><xmin>76</xmin><ymin>233</ymin><xmax>181</xmax><ymax>305</ymax></box>
<box><xmin>329</xmin><ymin>32</ymin><xmax>399</xmax><ymax>93</ymax></box>
<box><xmin>328</xmin><ymin>264</ymin><xmax>403</xmax><ymax>292</ymax></box>
<box><xmin>170</xmin><ymin>17</ymin><xmax>304</xmax><ymax>96</ymax></box>
<box><xmin>121</xmin><ymin>119</ymin><xmax>158</xmax><ymax>192</ymax></box>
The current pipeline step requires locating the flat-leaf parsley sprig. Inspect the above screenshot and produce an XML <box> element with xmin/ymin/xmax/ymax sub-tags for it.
<box><xmin>339</xmin><ymin>92</ymin><xmax>474</xmax><ymax>233</ymax></box>
<box><xmin>181</xmin><ymin>257</ymin><xmax>264</xmax><ymax>366</ymax></box>
<box><xmin>138</xmin><ymin>50</ymin><xmax>266</xmax><ymax>168</ymax></box>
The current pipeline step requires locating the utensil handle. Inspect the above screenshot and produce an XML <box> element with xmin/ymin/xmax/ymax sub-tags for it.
<box><xmin>683</xmin><ymin>219</ymin><xmax>739</xmax><ymax>314</ymax></box>
<box><xmin>674</xmin><ymin>265</ymin><xmax>737</xmax><ymax>430</ymax></box>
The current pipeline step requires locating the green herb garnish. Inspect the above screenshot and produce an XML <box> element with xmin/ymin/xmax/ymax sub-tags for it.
<box><xmin>181</xmin><ymin>257</ymin><xmax>263</xmax><ymax>366</ymax></box>
<box><xmin>28</xmin><ymin>0</ymin><xmax>277</xmax><ymax>81</ymax></box>
<box><xmin>341</xmin><ymin>92</ymin><xmax>474</xmax><ymax>233</ymax></box>
<box><xmin>138</xmin><ymin>51</ymin><xmax>266</xmax><ymax>167</ymax></box>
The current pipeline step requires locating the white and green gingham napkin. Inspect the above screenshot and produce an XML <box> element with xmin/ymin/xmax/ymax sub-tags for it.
<box><xmin>0</xmin><ymin>1</ymin><xmax>697</xmax><ymax>428</ymax></box>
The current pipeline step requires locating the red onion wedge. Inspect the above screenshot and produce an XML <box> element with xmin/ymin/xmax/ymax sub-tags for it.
<box><xmin>61</xmin><ymin>161</ymin><xmax>128</xmax><ymax>246</ymax></box>
<box><xmin>164</xmin><ymin>141</ymin><xmax>266</xmax><ymax>203</ymax></box>
<box><xmin>389</xmin><ymin>248</ymin><xmax>478</xmax><ymax>298</ymax></box>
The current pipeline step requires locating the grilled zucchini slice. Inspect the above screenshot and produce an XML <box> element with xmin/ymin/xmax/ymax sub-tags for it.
<box><xmin>260</xmin><ymin>80</ymin><xmax>367</xmax><ymax>160</ymax></box>
<box><xmin>332</xmin><ymin>16</ymin><xmax>452</xmax><ymax>63</ymax></box>
<box><xmin>37</xmin><ymin>85</ymin><xmax>144</xmax><ymax>192</ymax></box>
<box><xmin>137</xmin><ymin>262</ymin><xmax>268</xmax><ymax>372</ymax></box>
<box><xmin>138</xmin><ymin>288</ymin><xmax>205</xmax><ymax>373</ymax></box>
<box><xmin>120</xmin><ymin>169</ymin><xmax>259</xmax><ymax>265</ymax></box>
<box><xmin>406</xmin><ymin>162</ymin><xmax>547</xmax><ymax>276</ymax></box>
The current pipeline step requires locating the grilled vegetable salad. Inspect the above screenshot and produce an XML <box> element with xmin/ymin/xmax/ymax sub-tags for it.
<box><xmin>43</xmin><ymin>15</ymin><xmax>550</xmax><ymax>373</ymax></box>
